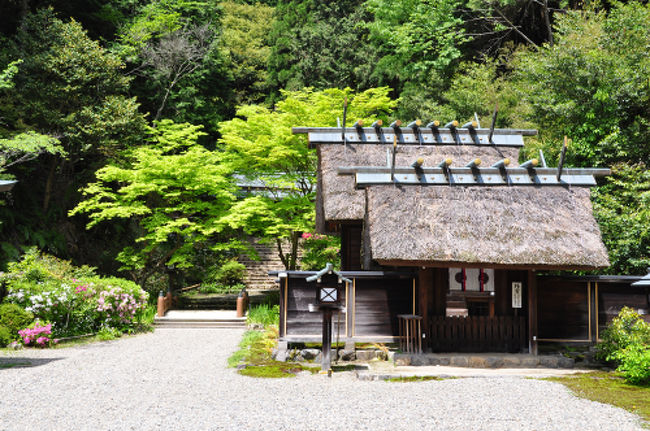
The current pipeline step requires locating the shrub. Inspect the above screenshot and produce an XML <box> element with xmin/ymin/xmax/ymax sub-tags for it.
<box><xmin>300</xmin><ymin>233</ymin><xmax>340</xmax><ymax>271</ymax></box>
<box><xmin>3</xmin><ymin>250</ymin><xmax>148</xmax><ymax>338</ymax></box>
<box><xmin>18</xmin><ymin>320</ymin><xmax>57</xmax><ymax>347</ymax></box>
<box><xmin>596</xmin><ymin>307</ymin><xmax>650</xmax><ymax>362</ymax></box>
<box><xmin>0</xmin><ymin>303</ymin><xmax>34</xmax><ymax>342</ymax></box>
<box><xmin>597</xmin><ymin>307</ymin><xmax>650</xmax><ymax>385</ymax></box>
<box><xmin>214</xmin><ymin>260</ymin><xmax>247</xmax><ymax>286</ymax></box>
<box><xmin>615</xmin><ymin>344</ymin><xmax>650</xmax><ymax>386</ymax></box>
<box><xmin>0</xmin><ymin>325</ymin><xmax>12</xmax><ymax>347</ymax></box>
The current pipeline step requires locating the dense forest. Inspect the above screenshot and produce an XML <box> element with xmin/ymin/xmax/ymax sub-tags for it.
<box><xmin>0</xmin><ymin>0</ymin><xmax>648</xmax><ymax>294</ymax></box>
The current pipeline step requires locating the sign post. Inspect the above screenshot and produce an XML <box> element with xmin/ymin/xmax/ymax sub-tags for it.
<box><xmin>306</xmin><ymin>263</ymin><xmax>350</xmax><ymax>375</ymax></box>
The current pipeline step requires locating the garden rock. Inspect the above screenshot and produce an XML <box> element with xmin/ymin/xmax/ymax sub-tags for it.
<box><xmin>300</xmin><ymin>348</ymin><xmax>320</xmax><ymax>360</ymax></box>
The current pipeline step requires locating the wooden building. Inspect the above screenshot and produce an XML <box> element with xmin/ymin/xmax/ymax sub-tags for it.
<box><xmin>273</xmin><ymin>122</ymin><xmax>649</xmax><ymax>354</ymax></box>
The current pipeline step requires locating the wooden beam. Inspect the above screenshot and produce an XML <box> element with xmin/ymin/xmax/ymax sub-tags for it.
<box><xmin>528</xmin><ymin>270</ymin><xmax>538</xmax><ymax>355</ymax></box>
<box><xmin>375</xmin><ymin>259</ymin><xmax>609</xmax><ymax>272</ymax></box>
<box><xmin>293</xmin><ymin>126</ymin><xmax>539</xmax><ymax>136</ymax></box>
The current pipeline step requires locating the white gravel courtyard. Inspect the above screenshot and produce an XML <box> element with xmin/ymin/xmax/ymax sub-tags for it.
<box><xmin>0</xmin><ymin>328</ymin><xmax>645</xmax><ymax>431</ymax></box>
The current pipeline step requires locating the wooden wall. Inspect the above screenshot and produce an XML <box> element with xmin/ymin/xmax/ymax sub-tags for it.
<box><xmin>597</xmin><ymin>283</ymin><xmax>650</xmax><ymax>337</ymax></box>
<box><xmin>538</xmin><ymin>279</ymin><xmax>590</xmax><ymax>341</ymax></box>
<box><xmin>537</xmin><ymin>277</ymin><xmax>649</xmax><ymax>343</ymax></box>
<box><xmin>280</xmin><ymin>274</ymin><xmax>414</xmax><ymax>341</ymax></box>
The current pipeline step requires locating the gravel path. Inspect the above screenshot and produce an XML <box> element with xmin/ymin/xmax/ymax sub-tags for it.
<box><xmin>0</xmin><ymin>329</ymin><xmax>645</xmax><ymax>431</ymax></box>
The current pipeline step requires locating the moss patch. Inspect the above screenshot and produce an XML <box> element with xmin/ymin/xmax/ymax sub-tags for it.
<box><xmin>229</xmin><ymin>326</ymin><xmax>319</xmax><ymax>378</ymax></box>
<box><xmin>386</xmin><ymin>375</ymin><xmax>455</xmax><ymax>382</ymax></box>
<box><xmin>546</xmin><ymin>372</ymin><xmax>650</xmax><ymax>426</ymax></box>
<box><xmin>239</xmin><ymin>362</ymin><xmax>319</xmax><ymax>378</ymax></box>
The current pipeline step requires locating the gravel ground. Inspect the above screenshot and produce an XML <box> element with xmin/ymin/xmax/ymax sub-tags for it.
<box><xmin>0</xmin><ymin>329</ymin><xmax>645</xmax><ymax>431</ymax></box>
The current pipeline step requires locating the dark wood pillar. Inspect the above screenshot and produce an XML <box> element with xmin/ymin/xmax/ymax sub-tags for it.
<box><xmin>527</xmin><ymin>270</ymin><xmax>538</xmax><ymax>355</ymax></box>
<box><xmin>432</xmin><ymin>268</ymin><xmax>448</xmax><ymax>316</ymax></box>
<box><xmin>588</xmin><ymin>281</ymin><xmax>598</xmax><ymax>343</ymax></box>
<box><xmin>418</xmin><ymin>269</ymin><xmax>432</xmax><ymax>324</ymax></box>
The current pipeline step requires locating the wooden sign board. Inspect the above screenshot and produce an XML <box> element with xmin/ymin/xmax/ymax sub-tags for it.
<box><xmin>512</xmin><ymin>282</ymin><xmax>523</xmax><ymax>308</ymax></box>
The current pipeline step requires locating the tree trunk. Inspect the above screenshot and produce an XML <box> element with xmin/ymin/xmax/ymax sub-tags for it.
<box><xmin>276</xmin><ymin>238</ymin><xmax>288</xmax><ymax>269</ymax></box>
<box><xmin>288</xmin><ymin>231</ymin><xmax>300</xmax><ymax>270</ymax></box>
<box><xmin>42</xmin><ymin>158</ymin><xmax>57</xmax><ymax>212</ymax></box>
<box><xmin>542</xmin><ymin>0</ymin><xmax>554</xmax><ymax>47</ymax></box>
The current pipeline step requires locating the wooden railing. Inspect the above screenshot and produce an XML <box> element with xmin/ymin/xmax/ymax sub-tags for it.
<box><xmin>425</xmin><ymin>316</ymin><xmax>526</xmax><ymax>353</ymax></box>
<box><xmin>157</xmin><ymin>290</ymin><xmax>173</xmax><ymax>317</ymax></box>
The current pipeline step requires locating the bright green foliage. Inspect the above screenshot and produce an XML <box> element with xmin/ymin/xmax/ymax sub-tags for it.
<box><xmin>0</xmin><ymin>303</ymin><xmax>34</xmax><ymax>343</ymax></box>
<box><xmin>616</xmin><ymin>344</ymin><xmax>650</xmax><ymax>386</ymax></box>
<box><xmin>0</xmin><ymin>325</ymin><xmax>12</xmax><ymax>347</ymax></box>
<box><xmin>513</xmin><ymin>2</ymin><xmax>650</xmax><ymax>167</ymax></box>
<box><xmin>213</xmin><ymin>260</ymin><xmax>247</xmax><ymax>287</ymax></box>
<box><xmin>300</xmin><ymin>232</ymin><xmax>340</xmax><ymax>271</ymax></box>
<box><xmin>597</xmin><ymin>306</ymin><xmax>650</xmax><ymax>361</ymax></box>
<box><xmin>71</xmin><ymin>120</ymin><xmax>238</xmax><ymax>286</ymax></box>
<box><xmin>219</xmin><ymin>87</ymin><xmax>396</xmax><ymax>269</ymax></box>
<box><xmin>268</xmin><ymin>0</ymin><xmax>377</xmax><ymax>96</ymax></box>
<box><xmin>0</xmin><ymin>59</ymin><xmax>22</xmax><ymax>89</ymax></box>
<box><xmin>247</xmin><ymin>304</ymin><xmax>280</xmax><ymax>328</ymax></box>
<box><xmin>592</xmin><ymin>164</ymin><xmax>650</xmax><ymax>275</ymax></box>
<box><xmin>220</xmin><ymin>1</ymin><xmax>275</xmax><ymax>105</ymax></box>
<box><xmin>364</xmin><ymin>0</ymin><xmax>468</xmax><ymax>85</ymax></box>
<box><xmin>0</xmin><ymin>132</ymin><xmax>64</xmax><ymax>174</ymax></box>
<box><xmin>597</xmin><ymin>307</ymin><xmax>650</xmax><ymax>385</ymax></box>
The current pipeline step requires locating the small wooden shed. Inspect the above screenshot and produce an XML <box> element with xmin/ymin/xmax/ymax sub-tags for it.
<box><xmin>273</xmin><ymin>123</ymin><xmax>648</xmax><ymax>354</ymax></box>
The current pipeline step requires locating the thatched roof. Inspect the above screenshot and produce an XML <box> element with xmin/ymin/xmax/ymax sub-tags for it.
<box><xmin>319</xmin><ymin>144</ymin><xmax>520</xmax><ymax>225</ymax></box>
<box><xmin>366</xmin><ymin>186</ymin><xmax>609</xmax><ymax>269</ymax></box>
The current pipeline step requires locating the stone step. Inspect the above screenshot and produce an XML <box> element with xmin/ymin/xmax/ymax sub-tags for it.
<box><xmin>155</xmin><ymin>321</ymin><xmax>246</xmax><ymax>329</ymax></box>
<box><xmin>393</xmin><ymin>353</ymin><xmax>575</xmax><ymax>369</ymax></box>
<box><xmin>154</xmin><ymin>310</ymin><xmax>247</xmax><ymax>329</ymax></box>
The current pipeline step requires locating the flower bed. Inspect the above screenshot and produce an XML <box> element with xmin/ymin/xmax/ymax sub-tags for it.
<box><xmin>0</xmin><ymin>249</ymin><xmax>149</xmax><ymax>343</ymax></box>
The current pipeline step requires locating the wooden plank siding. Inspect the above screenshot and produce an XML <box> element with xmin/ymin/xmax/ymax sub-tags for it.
<box><xmin>280</xmin><ymin>273</ymin><xmax>414</xmax><ymax>340</ymax></box>
<box><xmin>597</xmin><ymin>283</ymin><xmax>650</xmax><ymax>339</ymax></box>
<box><xmin>352</xmin><ymin>278</ymin><xmax>413</xmax><ymax>337</ymax></box>
<box><xmin>537</xmin><ymin>279</ymin><xmax>590</xmax><ymax>341</ymax></box>
<box><xmin>426</xmin><ymin>316</ymin><xmax>526</xmax><ymax>353</ymax></box>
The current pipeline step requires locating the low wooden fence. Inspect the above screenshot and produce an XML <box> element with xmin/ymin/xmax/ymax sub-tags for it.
<box><xmin>425</xmin><ymin>316</ymin><xmax>526</xmax><ymax>353</ymax></box>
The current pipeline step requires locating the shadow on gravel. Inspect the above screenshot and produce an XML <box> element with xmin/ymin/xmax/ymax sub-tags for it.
<box><xmin>0</xmin><ymin>357</ymin><xmax>63</xmax><ymax>370</ymax></box>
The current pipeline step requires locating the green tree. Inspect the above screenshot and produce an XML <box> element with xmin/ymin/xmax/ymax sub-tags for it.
<box><xmin>267</xmin><ymin>0</ymin><xmax>377</xmax><ymax>98</ymax></box>
<box><xmin>114</xmin><ymin>0</ymin><xmax>231</xmax><ymax>139</ymax></box>
<box><xmin>219</xmin><ymin>1</ymin><xmax>275</xmax><ymax>105</ymax></box>
<box><xmin>218</xmin><ymin>87</ymin><xmax>397</xmax><ymax>269</ymax></box>
<box><xmin>70</xmin><ymin>121</ymin><xmax>238</xmax><ymax>288</ymax></box>
<box><xmin>592</xmin><ymin>164</ymin><xmax>649</xmax><ymax>275</ymax></box>
<box><xmin>513</xmin><ymin>2</ymin><xmax>650</xmax><ymax>167</ymax></box>
<box><xmin>0</xmin><ymin>60</ymin><xmax>65</xmax><ymax>174</ymax></box>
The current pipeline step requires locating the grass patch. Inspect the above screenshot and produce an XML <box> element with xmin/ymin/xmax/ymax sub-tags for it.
<box><xmin>228</xmin><ymin>326</ymin><xmax>318</xmax><ymax>378</ymax></box>
<box><xmin>0</xmin><ymin>361</ymin><xmax>29</xmax><ymax>369</ymax></box>
<box><xmin>546</xmin><ymin>372</ymin><xmax>650</xmax><ymax>425</ymax></box>
<box><xmin>246</xmin><ymin>304</ymin><xmax>279</xmax><ymax>328</ymax></box>
<box><xmin>386</xmin><ymin>375</ymin><xmax>454</xmax><ymax>382</ymax></box>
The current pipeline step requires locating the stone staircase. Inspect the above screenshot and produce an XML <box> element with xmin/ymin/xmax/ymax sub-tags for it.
<box><xmin>239</xmin><ymin>239</ymin><xmax>293</xmax><ymax>290</ymax></box>
<box><xmin>154</xmin><ymin>310</ymin><xmax>246</xmax><ymax>329</ymax></box>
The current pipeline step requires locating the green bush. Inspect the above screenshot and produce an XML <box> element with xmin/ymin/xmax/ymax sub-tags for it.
<box><xmin>596</xmin><ymin>307</ymin><xmax>650</xmax><ymax>386</ymax></box>
<box><xmin>615</xmin><ymin>344</ymin><xmax>650</xmax><ymax>386</ymax></box>
<box><xmin>596</xmin><ymin>307</ymin><xmax>650</xmax><ymax>361</ymax></box>
<box><xmin>0</xmin><ymin>303</ymin><xmax>34</xmax><ymax>342</ymax></box>
<box><xmin>0</xmin><ymin>325</ymin><xmax>13</xmax><ymax>347</ymax></box>
<box><xmin>214</xmin><ymin>260</ymin><xmax>247</xmax><ymax>286</ymax></box>
<box><xmin>2</xmin><ymin>249</ymin><xmax>148</xmax><ymax>338</ymax></box>
<box><xmin>300</xmin><ymin>233</ymin><xmax>340</xmax><ymax>271</ymax></box>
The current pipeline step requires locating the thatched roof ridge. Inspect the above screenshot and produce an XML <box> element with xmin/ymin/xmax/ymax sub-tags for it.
<box><xmin>366</xmin><ymin>186</ymin><xmax>609</xmax><ymax>269</ymax></box>
<box><xmin>319</xmin><ymin>144</ymin><xmax>520</xmax><ymax>226</ymax></box>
